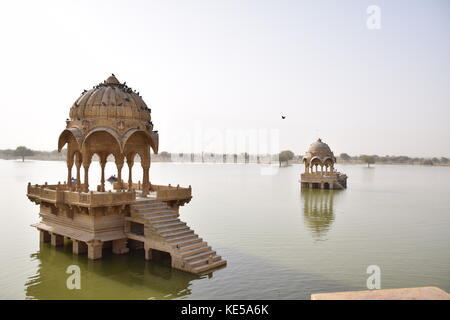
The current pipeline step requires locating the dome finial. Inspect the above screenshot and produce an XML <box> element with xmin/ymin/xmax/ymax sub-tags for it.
<box><xmin>317</xmin><ymin>138</ymin><xmax>322</xmax><ymax>142</ymax></box>
<box><xmin>105</xmin><ymin>74</ymin><xmax>120</xmax><ymax>85</ymax></box>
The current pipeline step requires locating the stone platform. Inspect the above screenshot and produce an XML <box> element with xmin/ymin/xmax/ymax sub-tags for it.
<box><xmin>311</xmin><ymin>287</ymin><xmax>450</xmax><ymax>300</ymax></box>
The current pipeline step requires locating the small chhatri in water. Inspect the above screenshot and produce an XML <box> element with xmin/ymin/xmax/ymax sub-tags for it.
<box><xmin>300</xmin><ymin>138</ymin><xmax>347</xmax><ymax>190</ymax></box>
<box><xmin>27</xmin><ymin>74</ymin><xmax>226</xmax><ymax>275</ymax></box>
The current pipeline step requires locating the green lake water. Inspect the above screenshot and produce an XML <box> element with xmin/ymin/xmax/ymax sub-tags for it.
<box><xmin>0</xmin><ymin>160</ymin><xmax>449</xmax><ymax>299</ymax></box>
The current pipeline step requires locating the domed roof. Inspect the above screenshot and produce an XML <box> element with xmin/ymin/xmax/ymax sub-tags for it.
<box><xmin>308</xmin><ymin>138</ymin><xmax>332</xmax><ymax>154</ymax></box>
<box><xmin>69</xmin><ymin>74</ymin><xmax>151</xmax><ymax>122</ymax></box>
<box><xmin>303</xmin><ymin>138</ymin><xmax>335</xmax><ymax>162</ymax></box>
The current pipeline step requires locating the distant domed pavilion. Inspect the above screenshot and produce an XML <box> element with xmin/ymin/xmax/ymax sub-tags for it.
<box><xmin>300</xmin><ymin>138</ymin><xmax>347</xmax><ymax>189</ymax></box>
<box><xmin>26</xmin><ymin>74</ymin><xmax>226</xmax><ymax>274</ymax></box>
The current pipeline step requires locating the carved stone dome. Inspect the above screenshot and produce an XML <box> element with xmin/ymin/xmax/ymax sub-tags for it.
<box><xmin>303</xmin><ymin>138</ymin><xmax>335</xmax><ymax>163</ymax></box>
<box><xmin>59</xmin><ymin>74</ymin><xmax>159</xmax><ymax>159</ymax></box>
<box><xmin>308</xmin><ymin>138</ymin><xmax>332</xmax><ymax>154</ymax></box>
<box><xmin>69</xmin><ymin>74</ymin><xmax>151</xmax><ymax>122</ymax></box>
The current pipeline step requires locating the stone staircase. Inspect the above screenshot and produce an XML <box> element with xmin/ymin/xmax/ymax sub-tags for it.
<box><xmin>128</xmin><ymin>199</ymin><xmax>226</xmax><ymax>275</ymax></box>
<box><xmin>333</xmin><ymin>181</ymin><xmax>344</xmax><ymax>190</ymax></box>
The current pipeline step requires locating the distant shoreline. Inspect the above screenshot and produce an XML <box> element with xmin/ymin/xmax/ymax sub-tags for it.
<box><xmin>1</xmin><ymin>157</ymin><xmax>449</xmax><ymax>167</ymax></box>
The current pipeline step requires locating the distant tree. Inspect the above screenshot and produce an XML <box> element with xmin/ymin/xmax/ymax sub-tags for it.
<box><xmin>1</xmin><ymin>149</ymin><xmax>14</xmax><ymax>159</ymax></box>
<box><xmin>422</xmin><ymin>159</ymin><xmax>433</xmax><ymax>166</ymax></box>
<box><xmin>279</xmin><ymin>150</ymin><xmax>295</xmax><ymax>167</ymax></box>
<box><xmin>339</xmin><ymin>153</ymin><xmax>351</xmax><ymax>162</ymax></box>
<box><xmin>244</xmin><ymin>152</ymin><xmax>249</xmax><ymax>164</ymax></box>
<box><xmin>233</xmin><ymin>154</ymin><xmax>237</xmax><ymax>163</ymax></box>
<box><xmin>441</xmin><ymin>157</ymin><xmax>449</xmax><ymax>164</ymax></box>
<box><xmin>159</xmin><ymin>151</ymin><xmax>171</xmax><ymax>159</ymax></box>
<box><xmin>360</xmin><ymin>155</ymin><xmax>375</xmax><ymax>167</ymax></box>
<box><xmin>14</xmin><ymin>146</ymin><xmax>34</xmax><ymax>162</ymax></box>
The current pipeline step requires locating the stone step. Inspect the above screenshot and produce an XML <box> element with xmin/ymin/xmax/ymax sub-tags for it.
<box><xmin>171</xmin><ymin>237</ymin><xmax>202</xmax><ymax>249</ymax></box>
<box><xmin>159</xmin><ymin>226</ymin><xmax>191</xmax><ymax>236</ymax></box>
<box><xmin>188</xmin><ymin>255</ymin><xmax>222</xmax><ymax>268</ymax></box>
<box><xmin>177</xmin><ymin>241</ymin><xmax>207</xmax><ymax>253</ymax></box>
<box><xmin>139</xmin><ymin>208</ymin><xmax>173</xmax><ymax>213</ymax></box>
<box><xmin>151</xmin><ymin>217</ymin><xmax>180</xmax><ymax>226</ymax></box>
<box><xmin>191</xmin><ymin>259</ymin><xmax>227</xmax><ymax>274</ymax></box>
<box><xmin>180</xmin><ymin>245</ymin><xmax>212</xmax><ymax>258</ymax></box>
<box><xmin>141</xmin><ymin>211</ymin><xmax>178</xmax><ymax>219</ymax></box>
<box><xmin>132</xmin><ymin>206</ymin><xmax>172</xmax><ymax>213</ymax></box>
<box><xmin>154</xmin><ymin>221</ymin><xmax>187</xmax><ymax>231</ymax></box>
<box><xmin>161</xmin><ymin>229</ymin><xmax>194</xmax><ymax>239</ymax></box>
<box><xmin>184</xmin><ymin>250</ymin><xmax>216</xmax><ymax>263</ymax></box>
<box><xmin>125</xmin><ymin>216</ymin><xmax>146</xmax><ymax>224</ymax></box>
<box><xmin>145</xmin><ymin>213</ymin><xmax>179</xmax><ymax>221</ymax></box>
<box><xmin>133</xmin><ymin>200</ymin><xmax>162</xmax><ymax>205</ymax></box>
<box><xmin>132</xmin><ymin>202</ymin><xmax>169</xmax><ymax>209</ymax></box>
<box><xmin>166</xmin><ymin>233</ymin><xmax>198</xmax><ymax>243</ymax></box>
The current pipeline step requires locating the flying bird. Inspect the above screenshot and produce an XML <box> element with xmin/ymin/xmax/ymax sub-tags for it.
<box><xmin>281</xmin><ymin>115</ymin><xmax>286</xmax><ymax>119</ymax></box>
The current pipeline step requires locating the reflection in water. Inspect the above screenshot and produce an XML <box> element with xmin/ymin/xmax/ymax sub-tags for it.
<box><xmin>25</xmin><ymin>242</ymin><xmax>200</xmax><ymax>300</ymax></box>
<box><xmin>301</xmin><ymin>189</ymin><xmax>339</xmax><ymax>240</ymax></box>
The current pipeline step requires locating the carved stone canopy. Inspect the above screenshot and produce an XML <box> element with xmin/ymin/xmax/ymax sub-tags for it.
<box><xmin>58</xmin><ymin>74</ymin><xmax>159</xmax><ymax>194</ymax></box>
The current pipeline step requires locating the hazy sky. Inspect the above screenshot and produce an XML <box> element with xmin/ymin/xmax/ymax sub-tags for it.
<box><xmin>0</xmin><ymin>0</ymin><xmax>449</xmax><ymax>157</ymax></box>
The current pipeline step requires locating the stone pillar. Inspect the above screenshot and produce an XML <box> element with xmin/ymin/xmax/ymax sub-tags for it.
<box><xmin>144</xmin><ymin>246</ymin><xmax>153</xmax><ymax>261</ymax></box>
<box><xmin>67</xmin><ymin>162</ymin><xmax>73</xmax><ymax>187</ymax></box>
<box><xmin>320</xmin><ymin>182</ymin><xmax>324</xmax><ymax>189</ymax></box>
<box><xmin>116</xmin><ymin>156</ymin><xmax>124</xmax><ymax>190</ymax></box>
<box><xmin>87</xmin><ymin>240</ymin><xmax>103</xmax><ymax>260</ymax></box>
<box><xmin>50</xmin><ymin>233</ymin><xmax>64</xmax><ymax>247</ymax></box>
<box><xmin>73</xmin><ymin>240</ymin><xmax>87</xmax><ymax>254</ymax></box>
<box><xmin>100</xmin><ymin>155</ymin><xmax>107</xmax><ymax>192</ymax></box>
<box><xmin>75</xmin><ymin>153</ymin><xmax>82</xmax><ymax>191</ymax></box>
<box><xmin>112</xmin><ymin>239</ymin><xmax>129</xmax><ymax>254</ymax></box>
<box><xmin>83</xmin><ymin>164</ymin><xmax>90</xmax><ymax>192</ymax></box>
<box><xmin>127</xmin><ymin>158</ymin><xmax>134</xmax><ymax>191</ymax></box>
<box><xmin>40</xmin><ymin>230</ymin><xmax>50</xmax><ymax>243</ymax></box>
<box><xmin>141</xmin><ymin>160</ymin><xmax>150</xmax><ymax>197</ymax></box>
<box><xmin>82</xmin><ymin>151</ymin><xmax>91</xmax><ymax>192</ymax></box>
<box><xmin>76</xmin><ymin>166</ymin><xmax>81</xmax><ymax>190</ymax></box>
<box><xmin>117</xmin><ymin>164</ymin><xmax>123</xmax><ymax>190</ymax></box>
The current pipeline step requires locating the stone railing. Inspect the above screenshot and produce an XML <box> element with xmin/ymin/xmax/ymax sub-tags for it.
<box><xmin>301</xmin><ymin>172</ymin><xmax>338</xmax><ymax>178</ymax></box>
<box><xmin>27</xmin><ymin>183</ymin><xmax>135</xmax><ymax>207</ymax></box>
<box><xmin>151</xmin><ymin>184</ymin><xmax>192</xmax><ymax>202</ymax></box>
<box><xmin>113</xmin><ymin>182</ymin><xmax>192</xmax><ymax>202</ymax></box>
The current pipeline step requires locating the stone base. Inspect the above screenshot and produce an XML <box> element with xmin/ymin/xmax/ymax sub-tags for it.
<box><xmin>87</xmin><ymin>240</ymin><xmax>103</xmax><ymax>260</ymax></box>
<box><xmin>311</xmin><ymin>287</ymin><xmax>450</xmax><ymax>300</ymax></box>
<box><xmin>40</xmin><ymin>230</ymin><xmax>50</xmax><ymax>243</ymax></box>
<box><xmin>72</xmin><ymin>240</ymin><xmax>87</xmax><ymax>255</ymax></box>
<box><xmin>50</xmin><ymin>233</ymin><xmax>64</xmax><ymax>247</ymax></box>
<box><xmin>144</xmin><ymin>247</ymin><xmax>153</xmax><ymax>261</ymax></box>
<box><xmin>112</xmin><ymin>239</ymin><xmax>129</xmax><ymax>254</ymax></box>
